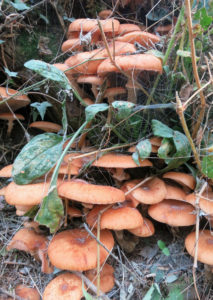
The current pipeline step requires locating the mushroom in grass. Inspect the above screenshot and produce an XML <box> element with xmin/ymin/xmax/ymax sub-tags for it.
<box><xmin>0</xmin><ymin>87</ymin><xmax>30</xmax><ymax>113</ymax></box>
<box><xmin>163</xmin><ymin>172</ymin><xmax>196</xmax><ymax>191</ymax></box>
<box><xmin>7</xmin><ymin>228</ymin><xmax>53</xmax><ymax>273</ymax></box>
<box><xmin>123</xmin><ymin>177</ymin><xmax>167</xmax><ymax>205</ymax></box>
<box><xmin>67</xmin><ymin>18</ymin><xmax>101</xmax><ymax>41</ymax></box>
<box><xmin>29</xmin><ymin>121</ymin><xmax>62</xmax><ymax>133</ymax></box>
<box><xmin>85</xmin><ymin>263</ymin><xmax>115</xmax><ymax>293</ymax></box>
<box><xmin>118</xmin><ymin>24</ymin><xmax>142</xmax><ymax>36</ymax></box>
<box><xmin>48</xmin><ymin>228</ymin><xmax>114</xmax><ymax>271</ymax></box>
<box><xmin>58</xmin><ymin>179</ymin><xmax>125</xmax><ymax>205</ymax></box>
<box><xmin>43</xmin><ymin>273</ymin><xmax>83</xmax><ymax>300</ymax></box>
<box><xmin>97</xmin><ymin>54</ymin><xmax>162</xmax><ymax>103</ymax></box>
<box><xmin>148</xmin><ymin>199</ymin><xmax>196</xmax><ymax>227</ymax></box>
<box><xmin>129</xmin><ymin>217</ymin><xmax>155</xmax><ymax>237</ymax></box>
<box><xmin>0</xmin><ymin>113</ymin><xmax>24</xmax><ymax>136</ymax></box>
<box><xmin>15</xmin><ymin>285</ymin><xmax>40</xmax><ymax>300</ymax></box>
<box><xmin>91</xmin><ymin>152</ymin><xmax>152</xmax><ymax>182</ymax></box>
<box><xmin>116</xmin><ymin>31</ymin><xmax>160</xmax><ymax>47</ymax></box>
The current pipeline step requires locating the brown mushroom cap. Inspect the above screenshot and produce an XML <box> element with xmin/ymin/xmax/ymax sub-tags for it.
<box><xmin>104</xmin><ymin>87</ymin><xmax>126</xmax><ymax>98</ymax></box>
<box><xmin>29</xmin><ymin>121</ymin><xmax>62</xmax><ymax>133</ymax></box>
<box><xmin>198</xmin><ymin>192</ymin><xmax>213</xmax><ymax>215</ymax></box>
<box><xmin>15</xmin><ymin>285</ymin><xmax>40</xmax><ymax>300</ymax></box>
<box><xmin>77</xmin><ymin>75</ymin><xmax>104</xmax><ymax>86</ymax></box>
<box><xmin>164</xmin><ymin>184</ymin><xmax>187</xmax><ymax>201</ymax></box>
<box><xmin>43</xmin><ymin>273</ymin><xmax>83</xmax><ymax>300</ymax></box>
<box><xmin>58</xmin><ymin>180</ymin><xmax>125</xmax><ymax>204</ymax></box>
<box><xmin>148</xmin><ymin>199</ymin><xmax>196</xmax><ymax>226</ymax></box>
<box><xmin>149</xmin><ymin>136</ymin><xmax>162</xmax><ymax>146</ymax></box>
<box><xmin>0</xmin><ymin>87</ymin><xmax>30</xmax><ymax>113</ymax></box>
<box><xmin>97</xmin><ymin>54</ymin><xmax>162</xmax><ymax>76</ymax></box>
<box><xmin>126</xmin><ymin>177</ymin><xmax>167</xmax><ymax>205</ymax></box>
<box><xmin>0</xmin><ymin>112</ymin><xmax>25</xmax><ymax>121</ymax></box>
<box><xmin>98</xmin><ymin>9</ymin><xmax>113</xmax><ymax>19</ymax></box>
<box><xmin>85</xmin><ymin>263</ymin><xmax>114</xmax><ymax>293</ymax></box>
<box><xmin>67</xmin><ymin>206</ymin><xmax>82</xmax><ymax>219</ymax></box>
<box><xmin>185</xmin><ymin>230</ymin><xmax>213</xmax><ymax>265</ymax></box>
<box><xmin>116</xmin><ymin>31</ymin><xmax>160</xmax><ymax>46</ymax></box>
<box><xmin>48</xmin><ymin>228</ymin><xmax>114</xmax><ymax>271</ymax></box>
<box><xmin>0</xmin><ymin>164</ymin><xmax>13</xmax><ymax>177</ymax></box>
<box><xmin>61</xmin><ymin>39</ymin><xmax>83</xmax><ymax>52</ymax></box>
<box><xmin>163</xmin><ymin>172</ymin><xmax>196</xmax><ymax>190</ymax></box>
<box><xmin>118</xmin><ymin>24</ymin><xmax>142</xmax><ymax>35</ymax></box>
<box><xmin>86</xmin><ymin>205</ymin><xmax>143</xmax><ymax>230</ymax></box>
<box><xmin>129</xmin><ymin>217</ymin><xmax>155</xmax><ymax>237</ymax></box>
<box><xmin>91</xmin><ymin>152</ymin><xmax>152</xmax><ymax>168</ymax></box>
<box><xmin>15</xmin><ymin>204</ymin><xmax>34</xmax><ymax>216</ymax></box>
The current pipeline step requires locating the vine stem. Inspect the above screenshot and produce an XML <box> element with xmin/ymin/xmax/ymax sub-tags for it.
<box><xmin>146</xmin><ymin>6</ymin><xmax>185</xmax><ymax>106</ymax></box>
<box><xmin>185</xmin><ymin>0</ymin><xmax>206</xmax><ymax>139</ymax></box>
<box><xmin>176</xmin><ymin>92</ymin><xmax>202</xmax><ymax>173</ymax></box>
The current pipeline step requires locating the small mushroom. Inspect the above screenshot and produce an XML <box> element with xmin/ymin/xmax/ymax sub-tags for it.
<box><xmin>15</xmin><ymin>285</ymin><xmax>40</xmax><ymax>300</ymax></box>
<box><xmin>0</xmin><ymin>113</ymin><xmax>24</xmax><ymax>136</ymax></box>
<box><xmin>29</xmin><ymin>121</ymin><xmax>62</xmax><ymax>133</ymax></box>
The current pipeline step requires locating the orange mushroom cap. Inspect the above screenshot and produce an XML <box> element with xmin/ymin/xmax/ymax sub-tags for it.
<box><xmin>185</xmin><ymin>230</ymin><xmax>213</xmax><ymax>265</ymax></box>
<box><xmin>48</xmin><ymin>228</ymin><xmax>114</xmax><ymax>271</ymax></box>
<box><xmin>86</xmin><ymin>204</ymin><xmax>143</xmax><ymax>230</ymax></box>
<box><xmin>0</xmin><ymin>87</ymin><xmax>30</xmax><ymax>113</ymax></box>
<box><xmin>98</xmin><ymin>9</ymin><xmax>113</xmax><ymax>19</ymax></box>
<box><xmin>116</xmin><ymin>31</ymin><xmax>160</xmax><ymax>47</ymax></box>
<box><xmin>0</xmin><ymin>164</ymin><xmax>13</xmax><ymax>177</ymax></box>
<box><xmin>61</xmin><ymin>38</ymin><xmax>83</xmax><ymax>52</ymax></box>
<box><xmin>15</xmin><ymin>285</ymin><xmax>40</xmax><ymax>300</ymax></box>
<box><xmin>29</xmin><ymin>121</ymin><xmax>62</xmax><ymax>133</ymax></box>
<box><xmin>43</xmin><ymin>273</ymin><xmax>83</xmax><ymax>300</ymax></box>
<box><xmin>129</xmin><ymin>217</ymin><xmax>155</xmax><ymax>237</ymax></box>
<box><xmin>164</xmin><ymin>184</ymin><xmax>187</xmax><ymax>201</ymax></box>
<box><xmin>118</xmin><ymin>24</ymin><xmax>142</xmax><ymax>35</ymax></box>
<box><xmin>58</xmin><ymin>179</ymin><xmax>125</xmax><ymax>204</ymax></box>
<box><xmin>163</xmin><ymin>172</ymin><xmax>196</xmax><ymax>190</ymax></box>
<box><xmin>148</xmin><ymin>199</ymin><xmax>196</xmax><ymax>226</ymax></box>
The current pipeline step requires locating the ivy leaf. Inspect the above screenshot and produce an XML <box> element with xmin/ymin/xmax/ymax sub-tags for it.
<box><xmin>158</xmin><ymin>138</ymin><xmax>175</xmax><ymax>160</ymax></box>
<box><xmin>85</xmin><ymin>103</ymin><xmax>108</xmax><ymax>122</ymax></box>
<box><xmin>194</xmin><ymin>7</ymin><xmax>213</xmax><ymax>30</ymax></box>
<box><xmin>132</xmin><ymin>139</ymin><xmax>152</xmax><ymax>166</ymax></box>
<box><xmin>4</xmin><ymin>67</ymin><xmax>18</xmax><ymax>77</ymax></box>
<box><xmin>24</xmin><ymin>60</ymin><xmax>71</xmax><ymax>90</ymax></box>
<box><xmin>152</xmin><ymin>120</ymin><xmax>174</xmax><ymax>138</ymax></box>
<box><xmin>30</xmin><ymin>102</ymin><xmax>52</xmax><ymax>120</ymax></box>
<box><xmin>201</xmin><ymin>155</ymin><xmax>213</xmax><ymax>178</ymax></box>
<box><xmin>112</xmin><ymin>101</ymin><xmax>135</xmax><ymax>121</ymax></box>
<box><xmin>35</xmin><ymin>188</ymin><xmax>64</xmax><ymax>233</ymax></box>
<box><xmin>157</xmin><ymin>240</ymin><xmax>170</xmax><ymax>256</ymax></box>
<box><xmin>11</xmin><ymin>0</ymin><xmax>29</xmax><ymax>10</ymax></box>
<box><xmin>12</xmin><ymin>133</ymin><xmax>63</xmax><ymax>185</ymax></box>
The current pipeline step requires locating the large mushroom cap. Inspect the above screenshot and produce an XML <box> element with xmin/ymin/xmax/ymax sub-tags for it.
<box><xmin>97</xmin><ymin>54</ymin><xmax>162</xmax><ymax>76</ymax></box>
<box><xmin>126</xmin><ymin>177</ymin><xmax>167</xmax><ymax>205</ymax></box>
<box><xmin>0</xmin><ymin>87</ymin><xmax>30</xmax><ymax>113</ymax></box>
<box><xmin>58</xmin><ymin>180</ymin><xmax>125</xmax><ymax>204</ymax></box>
<box><xmin>85</xmin><ymin>263</ymin><xmax>114</xmax><ymax>293</ymax></box>
<box><xmin>15</xmin><ymin>285</ymin><xmax>40</xmax><ymax>300</ymax></box>
<box><xmin>48</xmin><ymin>229</ymin><xmax>114</xmax><ymax>271</ymax></box>
<box><xmin>185</xmin><ymin>230</ymin><xmax>213</xmax><ymax>265</ymax></box>
<box><xmin>148</xmin><ymin>199</ymin><xmax>196</xmax><ymax>226</ymax></box>
<box><xmin>129</xmin><ymin>217</ymin><xmax>155</xmax><ymax>237</ymax></box>
<box><xmin>86</xmin><ymin>205</ymin><xmax>143</xmax><ymax>230</ymax></box>
<box><xmin>43</xmin><ymin>273</ymin><xmax>83</xmax><ymax>300</ymax></box>
<box><xmin>199</xmin><ymin>192</ymin><xmax>213</xmax><ymax>215</ymax></box>
<box><xmin>163</xmin><ymin>172</ymin><xmax>196</xmax><ymax>190</ymax></box>
<box><xmin>116</xmin><ymin>31</ymin><xmax>160</xmax><ymax>46</ymax></box>
<box><xmin>91</xmin><ymin>152</ymin><xmax>152</xmax><ymax>168</ymax></box>
<box><xmin>164</xmin><ymin>184</ymin><xmax>187</xmax><ymax>201</ymax></box>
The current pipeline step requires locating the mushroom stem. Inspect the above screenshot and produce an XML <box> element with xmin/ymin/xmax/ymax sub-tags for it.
<box><xmin>7</xmin><ymin>119</ymin><xmax>14</xmax><ymax>136</ymax></box>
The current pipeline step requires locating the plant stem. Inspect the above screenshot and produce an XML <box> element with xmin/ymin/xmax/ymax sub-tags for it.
<box><xmin>146</xmin><ymin>6</ymin><xmax>185</xmax><ymax>106</ymax></box>
<box><xmin>185</xmin><ymin>0</ymin><xmax>206</xmax><ymax>139</ymax></box>
<box><xmin>176</xmin><ymin>92</ymin><xmax>202</xmax><ymax>173</ymax></box>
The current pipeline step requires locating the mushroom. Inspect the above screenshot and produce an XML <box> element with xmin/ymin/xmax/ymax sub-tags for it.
<box><xmin>116</xmin><ymin>31</ymin><xmax>160</xmax><ymax>47</ymax></box>
<box><xmin>0</xmin><ymin>113</ymin><xmax>24</xmax><ymax>136</ymax></box>
<box><xmin>48</xmin><ymin>228</ymin><xmax>114</xmax><ymax>271</ymax></box>
<box><xmin>148</xmin><ymin>199</ymin><xmax>196</xmax><ymax>226</ymax></box>
<box><xmin>128</xmin><ymin>217</ymin><xmax>155</xmax><ymax>237</ymax></box>
<box><xmin>0</xmin><ymin>164</ymin><xmax>13</xmax><ymax>177</ymax></box>
<box><xmin>7</xmin><ymin>228</ymin><xmax>53</xmax><ymax>273</ymax></box>
<box><xmin>29</xmin><ymin>121</ymin><xmax>62</xmax><ymax>133</ymax></box>
<box><xmin>61</xmin><ymin>38</ymin><xmax>84</xmax><ymax>52</ymax></box>
<box><xmin>58</xmin><ymin>179</ymin><xmax>125</xmax><ymax>205</ymax></box>
<box><xmin>163</xmin><ymin>172</ymin><xmax>196</xmax><ymax>191</ymax></box>
<box><xmin>43</xmin><ymin>273</ymin><xmax>83</xmax><ymax>300</ymax></box>
<box><xmin>77</xmin><ymin>75</ymin><xmax>104</xmax><ymax>98</ymax></box>
<box><xmin>67</xmin><ymin>18</ymin><xmax>101</xmax><ymax>42</ymax></box>
<box><xmin>85</xmin><ymin>263</ymin><xmax>115</xmax><ymax>293</ymax></box>
<box><xmin>164</xmin><ymin>184</ymin><xmax>187</xmax><ymax>201</ymax></box>
<box><xmin>98</xmin><ymin>10</ymin><xmax>113</xmax><ymax>20</ymax></box>
<box><xmin>118</xmin><ymin>24</ymin><xmax>142</xmax><ymax>36</ymax></box>
<box><xmin>15</xmin><ymin>285</ymin><xmax>40</xmax><ymax>300</ymax></box>
<box><xmin>0</xmin><ymin>87</ymin><xmax>30</xmax><ymax>113</ymax></box>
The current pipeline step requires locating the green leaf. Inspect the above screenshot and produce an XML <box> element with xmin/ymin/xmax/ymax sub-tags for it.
<box><xmin>4</xmin><ymin>67</ymin><xmax>18</xmax><ymax>77</ymax></box>
<box><xmin>39</xmin><ymin>13</ymin><xmax>49</xmax><ymax>24</ymax></box>
<box><xmin>35</xmin><ymin>188</ymin><xmax>64</xmax><ymax>233</ymax></box>
<box><xmin>165</xmin><ymin>287</ymin><xmax>184</xmax><ymax>300</ymax></box>
<box><xmin>157</xmin><ymin>240</ymin><xmax>170</xmax><ymax>256</ymax></box>
<box><xmin>143</xmin><ymin>283</ymin><xmax>161</xmax><ymax>300</ymax></box>
<box><xmin>11</xmin><ymin>0</ymin><xmax>29</xmax><ymax>10</ymax></box>
<box><xmin>61</xmin><ymin>99</ymin><xmax>68</xmax><ymax>134</ymax></box>
<box><xmin>158</xmin><ymin>138</ymin><xmax>174</xmax><ymax>160</ymax></box>
<box><xmin>146</xmin><ymin>50</ymin><xmax>164</xmax><ymax>62</ymax></box>
<box><xmin>24</xmin><ymin>60</ymin><xmax>71</xmax><ymax>89</ymax></box>
<box><xmin>82</xmin><ymin>282</ymin><xmax>95</xmax><ymax>300</ymax></box>
<box><xmin>176</xmin><ymin>50</ymin><xmax>191</xmax><ymax>58</ymax></box>
<box><xmin>194</xmin><ymin>7</ymin><xmax>213</xmax><ymax>30</ymax></box>
<box><xmin>85</xmin><ymin>103</ymin><xmax>108</xmax><ymax>122</ymax></box>
<box><xmin>136</xmin><ymin>139</ymin><xmax>152</xmax><ymax>160</ymax></box>
<box><xmin>12</xmin><ymin>133</ymin><xmax>63</xmax><ymax>185</ymax></box>
<box><xmin>152</xmin><ymin>120</ymin><xmax>174</xmax><ymax>138</ymax></box>
<box><xmin>112</xmin><ymin>101</ymin><xmax>135</xmax><ymax>121</ymax></box>
<box><xmin>201</xmin><ymin>155</ymin><xmax>213</xmax><ymax>178</ymax></box>
<box><xmin>30</xmin><ymin>102</ymin><xmax>52</xmax><ymax>120</ymax></box>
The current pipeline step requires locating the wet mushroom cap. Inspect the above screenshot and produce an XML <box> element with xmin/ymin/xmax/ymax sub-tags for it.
<box><xmin>58</xmin><ymin>180</ymin><xmax>125</xmax><ymax>204</ymax></box>
<box><xmin>185</xmin><ymin>230</ymin><xmax>213</xmax><ymax>265</ymax></box>
<box><xmin>29</xmin><ymin>121</ymin><xmax>62</xmax><ymax>133</ymax></box>
<box><xmin>15</xmin><ymin>285</ymin><xmax>40</xmax><ymax>300</ymax></box>
<box><xmin>127</xmin><ymin>177</ymin><xmax>167</xmax><ymax>204</ymax></box>
<box><xmin>163</xmin><ymin>172</ymin><xmax>196</xmax><ymax>190</ymax></box>
<box><xmin>0</xmin><ymin>87</ymin><xmax>30</xmax><ymax>113</ymax></box>
<box><xmin>43</xmin><ymin>273</ymin><xmax>83</xmax><ymax>300</ymax></box>
<box><xmin>86</xmin><ymin>205</ymin><xmax>143</xmax><ymax>230</ymax></box>
<box><xmin>48</xmin><ymin>228</ymin><xmax>114</xmax><ymax>271</ymax></box>
<box><xmin>85</xmin><ymin>263</ymin><xmax>114</xmax><ymax>293</ymax></box>
<box><xmin>129</xmin><ymin>217</ymin><xmax>155</xmax><ymax>237</ymax></box>
<box><xmin>148</xmin><ymin>199</ymin><xmax>196</xmax><ymax>226</ymax></box>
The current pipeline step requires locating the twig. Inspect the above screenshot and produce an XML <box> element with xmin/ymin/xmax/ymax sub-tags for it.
<box><xmin>185</xmin><ymin>0</ymin><xmax>206</xmax><ymax>139</ymax></box>
<box><xmin>176</xmin><ymin>92</ymin><xmax>202</xmax><ymax>173</ymax></box>
<box><xmin>124</xmin><ymin>176</ymin><xmax>153</xmax><ymax>196</ymax></box>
